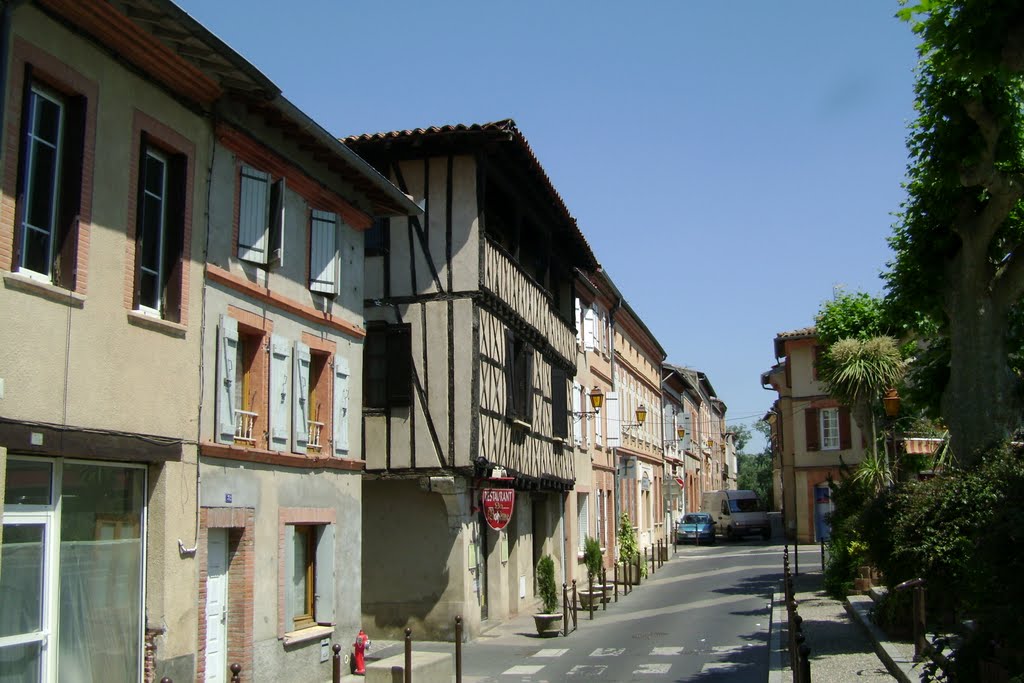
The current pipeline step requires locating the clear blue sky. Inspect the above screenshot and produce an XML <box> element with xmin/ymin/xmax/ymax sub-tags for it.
<box><xmin>175</xmin><ymin>1</ymin><xmax>921</xmax><ymax>452</ymax></box>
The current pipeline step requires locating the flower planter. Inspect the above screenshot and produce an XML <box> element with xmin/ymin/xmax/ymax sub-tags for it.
<box><xmin>578</xmin><ymin>586</ymin><xmax>610</xmax><ymax>609</ymax></box>
<box><xmin>533</xmin><ymin>613</ymin><xmax>563</xmax><ymax>637</ymax></box>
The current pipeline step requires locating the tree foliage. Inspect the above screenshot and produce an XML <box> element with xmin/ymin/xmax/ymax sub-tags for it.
<box><xmin>728</xmin><ymin>423</ymin><xmax>753</xmax><ymax>453</ymax></box>
<box><xmin>736</xmin><ymin>452</ymin><xmax>773</xmax><ymax>505</ymax></box>
<box><xmin>885</xmin><ymin>0</ymin><xmax>1024</xmax><ymax>466</ymax></box>
<box><xmin>535</xmin><ymin>555</ymin><xmax>559</xmax><ymax>614</ymax></box>
<box><xmin>815</xmin><ymin>291</ymin><xmax>894</xmax><ymax>348</ymax></box>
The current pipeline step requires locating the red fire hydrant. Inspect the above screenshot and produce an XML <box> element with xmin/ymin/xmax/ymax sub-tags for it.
<box><xmin>353</xmin><ymin>628</ymin><xmax>371</xmax><ymax>675</ymax></box>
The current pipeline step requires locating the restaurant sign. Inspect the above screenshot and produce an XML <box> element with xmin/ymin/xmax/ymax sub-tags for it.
<box><xmin>481</xmin><ymin>488</ymin><xmax>515</xmax><ymax>530</ymax></box>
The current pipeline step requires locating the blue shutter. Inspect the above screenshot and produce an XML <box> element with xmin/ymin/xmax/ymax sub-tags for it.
<box><xmin>333</xmin><ymin>355</ymin><xmax>350</xmax><ymax>455</ymax></box>
<box><xmin>292</xmin><ymin>341</ymin><xmax>310</xmax><ymax>453</ymax></box>
<box><xmin>315</xmin><ymin>524</ymin><xmax>336</xmax><ymax>625</ymax></box>
<box><xmin>310</xmin><ymin>210</ymin><xmax>338</xmax><ymax>294</ymax></box>
<box><xmin>238</xmin><ymin>164</ymin><xmax>269</xmax><ymax>263</ymax></box>
<box><xmin>269</xmin><ymin>335</ymin><xmax>290</xmax><ymax>452</ymax></box>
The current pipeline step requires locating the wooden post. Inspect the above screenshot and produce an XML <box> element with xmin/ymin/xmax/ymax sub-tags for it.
<box><xmin>455</xmin><ymin>615</ymin><xmax>463</xmax><ymax>683</ymax></box>
<box><xmin>913</xmin><ymin>586</ymin><xmax>926</xmax><ymax>660</ymax></box>
<box><xmin>332</xmin><ymin>643</ymin><xmax>342</xmax><ymax>683</ymax></box>
<box><xmin>404</xmin><ymin>628</ymin><xmax>412</xmax><ymax>683</ymax></box>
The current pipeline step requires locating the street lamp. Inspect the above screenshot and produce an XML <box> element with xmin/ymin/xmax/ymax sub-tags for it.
<box><xmin>621</xmin><ymin>404</ymin><xmax>647</xmax><ymax>434</ymax></box>
<box><xmin>883</xmin><ymin>388</ymin><xmax>901</xmax><ymax>479</ymax></box>
<box><xmin>573</xmin><ymin>386</ymin><xmax>605</xmax><ymax>420</ymax></box>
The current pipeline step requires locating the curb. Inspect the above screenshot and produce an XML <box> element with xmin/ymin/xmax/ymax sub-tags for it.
<box><xmin>844</xmin><ymin>595</ymin><xmax>919</xmax><ymax>683</ymax></box>
<box><xmin>768</xmin><ymin>587</ymin><xmax>785</xmax><ymax>683</ymax></box>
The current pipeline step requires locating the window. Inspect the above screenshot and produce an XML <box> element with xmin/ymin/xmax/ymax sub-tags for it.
<box><xmin>577</xmin><ymin>493</ymin><xmax>589</xmax><ymax>552</ymax></box>
<box><xmin>820</xmin><ymin>407</ymin><xmax>840</xmax><ymax>450</ymax></box>
<box><xmin>133</xmin><ymin>140</ymin><xmax>187</xmax><ymax>320</ymax></box>
<box><xmin>551</xmin><ymin>367</ymin><xmax>568</xmax><ymax>439</ymax></box>
<box><xmin>504</xmin><ymin>331</ymin><xmax>534</xmax><ymax>425</ymax></box>
<box><xmin>216</xmin><ymin>314</ymin><xmax>267</xmax><ymax>447</ymax></box>
<box><xmin>309</xmin><ymin>209</ymin><xmax>338</xmax><ymax>295</ymax></box>
<box><xmin>306</xmin><ymin>351</ymin><xmax>330</xmax><ymax>453</ymax></box>
<box><xmin>583</xmin><ymin>306</ymin><xmax>596</xmax><ymax>351</ymax></box>
<box><xmin>572</xmin><ymin>382</ymin><xmax>583</xmax><ymax>446</ymax></box>
<box><xmin>283</xmin><ymin>521</ymin><xmax>335</xmax><ymax>632</ymax></box>
<box><xmin>14</xmin><ymin>81</ymin><xmax>86</xmax><ymax>289</ymax></box>
<box><xmin>237</xmin><ymin>163</ymin><xmax>284</xmax><ymax>266</ymax></box>
<box><xmin>364</xmin><ymin>323</ymin><xmax>412</xmax><ymax>409</ymax></box>
<box><xmin>365</xmin><ymin>217</ymin><xmax>389</xmax><ymax>256</ymax></box>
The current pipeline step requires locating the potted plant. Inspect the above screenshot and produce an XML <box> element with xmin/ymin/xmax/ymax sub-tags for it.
<box><xmin>579</xmin><ymin>536</ymin><xmax>606</xmax><ymax>608</ymax></box>
<box><xmin>617</xmin><ymin>512</ymin><xmax>647</xmax><ymax>584</ymax></box>
<box><xmin>533</xmin><ymin>554</ymin><xmax>563</xmax><ymax>636</ymax></box>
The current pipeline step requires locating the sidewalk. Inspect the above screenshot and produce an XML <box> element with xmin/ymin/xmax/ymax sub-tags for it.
<box><xmin>770</xmin><ymin>568</ymin><xmax>919</xmax><ymax>683</ymax></box>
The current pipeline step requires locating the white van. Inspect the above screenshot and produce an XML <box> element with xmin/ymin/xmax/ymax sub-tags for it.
<box><xmin>700</xmin><ymin>490</ymin><xmax>771</xmax><ymax>541</ymax></box>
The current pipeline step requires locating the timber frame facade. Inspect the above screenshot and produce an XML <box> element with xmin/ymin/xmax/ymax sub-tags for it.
<box><xmin>347</xmin><ymin>120</ymin><xmax>598</xmax><ymax>640</ymax></box>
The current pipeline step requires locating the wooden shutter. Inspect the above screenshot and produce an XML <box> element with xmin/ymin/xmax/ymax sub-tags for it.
<box><xmin>238</xmin><ymin>164</ymin><xmax>269</xmax><ymax>263</ymax></box>
<box><xmin>333</xmin><ymin>356</ymin><xmax>350</xmax><ymax>455</ymax></box>
<box><xmin>268</xmin><ymin>335</ymin><xmax>291</xmax><ymax>452</ymax></box>
<box><xmin>584</xmin><ymin>306</ymin><xmax>596</xmax><ymax>350</ymax></box>
<box><xmin>54</xmin><ymin>94</ymin><xmax>86</xmax><ymax>290</ymax></box>
<box><xmin>572</xmin><ymin>382</ymin><xmax>582</xmax><ymax>445</ymax></box>
<box><xmin>309</xmin><ymin>210</ymin><xmax>338</xmax><ymax>294</ymax></box>
<box><xmin>314</xmin><ymin>524</ymin><xmax>336</xmax><ymax>625</ymax></box>
<box><xmin>606</xmin><ymin>391</ymin><xmax>620</xmax><ymax>447</ymax></box>
<box><xmin>839</xmin><ymin>407</ymin><xmax>852</xmax><ymax>450</ymax></box>
<box><xmin>268</xmin><ymin>177</ymin><xmax>285</xmax><ymax>266</ymax></box>
<box><xmin>681</xmin><ymin>411</ymin><xmax>692</xmax><ymax>452</ymax></box>
<box><xmin>574</xmin><ymin>298</ymin><xmax>582</xmax><ymax>346</ymax></box>
<box><xmin>578</xmin><ymin>494</ymin><xmax>589</xmax><ymax>551</ymax></box>
<box><xmin>161</xmin><ymin>152</ymin><xmax>188</xmax><ymax>322</ymax></box>
<box><xmin>216</xmin><ymin>315</ymin><xmax>239</xmax><ymax>444</ymax></box>
<box><xmin>551</xmin><ymin>367</ymin><xmax>568</xmax><ymax>439</ymax></box>
<box><xmin>504</xmin><ymin>329</ymin><xmax>515</xmax><ymax>419</ymax></box>
<box><xmin>292</xmin><ymin>341</ymin><xmax>311</xmax><ymax>453</ymax></box>
<box><xmin>523</xmin><ymin>347</ymin><xmax>535</xmax><ymax>424</ymax></box>
<box><xmin>805</xmin><ymin>408</ymin><xmax>820</xmax><ymax>451</ymax></box>
<box><xmin>386</xmin><ymin>324</ymin><xmax>412</xmax><ymax>407</ymax></box>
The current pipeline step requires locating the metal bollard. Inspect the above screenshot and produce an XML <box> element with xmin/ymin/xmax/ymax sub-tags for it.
<box><xmin>563</xmin><ymin>582</ymin><xmax>569</xmax><ymax>636</ymax></box>
<box><xmin>650</xmin><ymin>545</ymin><xmax>655</xmax><ymax>575</ymax></box>
<box><xmin>794</xmin><ymin>542</ymin><xmax>799</xmax><ymax>576</ymax></box>
<box><xmin>404</xmin><ymin>628</ymin><xmax>412</xmax><ymax>683</ymax></box>
<box><xmin>820</xmin><ymin>539</ymin><xmax>825</xmax><ymax>571</ymax></box>
<box><xmin>794</xmin><ymin>632</ymin><xmax>805</xmax><ymax>683</ymax></box>
<box><xmin>230</xmin><ymin>663</ymin><xmax>241</xmax><ymax>683</ymax></box>
<box><xmin>455</xmin><ymin>615</ymin><xmax>463</xmax><ymax>683</ymax></box>
<box><xmin>588</xmin><ymin>572</ymin><xmax>595</xmax><ymax>620</ymax></box>
<box><xmin>913</xmin><ymin>585</ymin><xmax>926</xmax><ymax>660</ymax></box>
<box><xmin>571</xmin><ymin>580</ymin><xmax>578</xmax><ymax>630</ymax></box>
<box><xmin>613</xmin><ymin>563</ymin><xmax>619</xmax><ymax>602</ymax></box>
<box><xmin>161</xmin><ymin>678</ymin><xmax>172</xmax><ymax>683</ymax></box>
<box><xmin>601</xmin><ymin>567</ymin><xmax>608</xmax><ymax>611</ymax></box>
<box><xmin>636</xmin><ymin>551</ymin><xmax>641</xmax><ymax>586</ymax></box>
<box><xmin>332</xmin><ymin>643</ymin><xmax>342</xmax><ymax>683</ymax></box>
<box><xmin>799</xmin><ymin>642</ymin><xmax>811</xmax><ymax>683</ymax></box>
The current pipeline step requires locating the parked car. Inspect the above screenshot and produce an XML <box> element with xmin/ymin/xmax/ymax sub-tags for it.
<box><xmin>700</xmin><ymin>489</ymin><xmax>771</xmax><ymax>540</ymax></box>
<box><xmin>676</xmin><ymin>513</ymin><xmax>716</xmax><ymax>545</ymax></box>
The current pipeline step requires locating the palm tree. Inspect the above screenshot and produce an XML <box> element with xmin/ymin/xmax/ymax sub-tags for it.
<box><xmin>818</xmin><ymin>336</ymin><xmax>907</xmax><ymax>469</ymax></box>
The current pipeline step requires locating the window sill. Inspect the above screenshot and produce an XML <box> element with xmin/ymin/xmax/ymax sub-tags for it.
<box><xmin>127</xmin><ymin>310</ymin><xmax>187</xmax><ymax>338</ymax></box>
<box><xmin>3</xmin><ymin>272</ymin><xmax>85</xmax><ymax>307</ymax></box>
<box><xmin>282</xmin><ymin>624</ymin><xmax>333</xmax><ymax>646</ymax></box>
<box><xmin>511</xmin><ymin>419</ymin><xmax>532</xmax><ymax>431</ymax></box>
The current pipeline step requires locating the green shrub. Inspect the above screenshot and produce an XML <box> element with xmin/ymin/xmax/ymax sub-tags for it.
<box><xmin>535</xmin><ymin>555</ymin><xmax>559</xmax><ymax>614</ymax></box>
<box><xmin>583</xmin><ymin>536</ymin><xmax>602</xmax><ymax>581</ymax></box>
<box><xmin>617</xmin><ymin>513</ymin><xmax>647</xmax><ymax>578</ymax></box>
<box><xmin>822</xmin><ymin>472</ymin><xmax>873</xmax><ymax>599</ymax></box>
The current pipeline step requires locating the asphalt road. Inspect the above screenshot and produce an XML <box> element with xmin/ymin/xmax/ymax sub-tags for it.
<box><xmin>371</xmin><ymin>540</ymin><xmax>784</xmax><ymax>682</ymax></box>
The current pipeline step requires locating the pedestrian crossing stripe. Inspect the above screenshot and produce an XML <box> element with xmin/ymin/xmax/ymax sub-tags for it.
<box><xmin>701</xmin><ymin>662</ymin><xmax>742</xmax><ymax>672</ymax></box>
<box><xmin>590</xmin><ymin>648</ymin><xmax>625</xmax><ymax>657</ymax></box>
<box><xmin>650</xmin><ymin>646</ymin><xmax>684</xmax><ymax>656</ymax></box>
<box><xmin>712</xmin><ymin>644</ymin><xmax>756</xmax><ymax>654</ymax></box>
<box><xmin>634</xmin><ymin>663</ymin><xmax>671</xmax><ymax>674</ymax></box>
<box><xmin>532</xmin><ymin>648</ymin><xmax>569</xmax><ymax>658</ymax></box>
<box><xmin>502</xmin><ymin>664</ymin><xmax>545</xmax><ymax>675</ymax></box>
<box><xmin>567</xmin><ymin>664</ymin><xmax>608</xmax><ymax>676</ymax></box>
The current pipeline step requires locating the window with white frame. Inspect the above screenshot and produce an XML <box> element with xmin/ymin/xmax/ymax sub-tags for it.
<box><xmin>577</xmin><ymin>492</ymin><xmax>589</xmax><ymax>552</ymax></box>
<box><xmin>820</xmin><ymin>407</ymin><xmax>840</xmax><ymax>450</ymax></box>
<box><xmin>134</xmin><ymin>141</ymin><xmax>187</xmax><ymax>320</ymax></box>
<box><xmin>309</xmin><ymin>209</ymin><xmax>338</xmax><ymax>294</ymax></box>
<box><xmin>237</xmin><ymin>163</ymin><xmax>284</xmax><ymax>266</ymax></box>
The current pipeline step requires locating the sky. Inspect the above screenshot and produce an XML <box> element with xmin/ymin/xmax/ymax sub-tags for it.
<box><xmin>175</xmin><ymin>1</ymin><xmax>921</xmax><ymax>452</ymax></box>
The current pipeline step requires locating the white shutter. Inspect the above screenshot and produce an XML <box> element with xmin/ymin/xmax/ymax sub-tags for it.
<box><xmin>577</xmin><ymin>493</ymin><xmax>589</xmax><ymax>552</ymax></box>
<box><xmin>310</xmin><ymin>210</ymin><xmax>337</xmax><ymax>294</ymax></box>
<box><xmin>238</xmin><ymin>165</ymin><xmax>270</xmax><ymax>263</ymax></box>
<box><xmin>681</xmin><ymin>412</ymin><xmax>692</xmax><ymax>452</ymax></box>
<box><xmin>292</xmin><ymin>341</ymin><xmax>310</xmax><ymax>454</ymax></box>
<box><xmin>572</xmin><ymin>382</ymin><xmax>582</xmax><ymax>446</ymax></box>
<box><xmin>216</xmin><ymin>315</ymin><xmax>238</xmax><ymax>444</ymax></box>
<box><xmin>315</xmin><ymin>524</ymin><xmax>336</xmax><ymax>625</ymax></box>
<box><xmin>269</xmin><ymin>335</ymin><xmax>290</xmax><ymax>452</ymax></box>
<box><xmin>333</xmin><ymin>355</ymin><xmax>350</xmax><ymax>456</ymax></box>
<box><xmin>596</xmin><ymin>492</ymin><xmax>603</xmax><ymax>547</ymax></box>
<box><xmin>574</xmin><ymin>298</ymin><xmax>582</xmax><ymax>346</ymax></box>
<box><xmin>284</xmin><ymin>525</ymin><xmax>298</xmax><ymax>621</ymax></box>
<box><xmin>583</xmin><ymin>306</ymin><xmax>596</xmax><ymax>350</ymax></box>
<box><xmin>606</xmin><ymin>391</ymin><xmax>620</xmax><ymax>447</ymax></box>
<box><xmin>664</xmin><ymin>404</ymin><xmax>674</xmax><ymax>446</ymax></box>
<box><xmin>603</xmin><ymin>313</ymin><xmax>612</xmax><ymax>355</ymax></box>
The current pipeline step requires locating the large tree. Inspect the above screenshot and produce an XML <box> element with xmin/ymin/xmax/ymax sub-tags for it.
<box><xmin>885</xmin><ymin>0</ymin><xmax>1024</xmax><ymax>467</ymax></box>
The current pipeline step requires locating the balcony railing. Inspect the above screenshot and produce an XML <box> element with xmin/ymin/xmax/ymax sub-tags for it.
<box><xmin>307</xmin><ymin>420</ymin><xmax>324</xmax><ymax>451</ymax></box>
<box><xmin>234</xmin><ymin>410</ymin><xmax>258</xmax><ymax>444</ymax></box>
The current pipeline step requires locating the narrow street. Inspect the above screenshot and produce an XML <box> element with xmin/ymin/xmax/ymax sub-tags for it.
<box><xmin>370</xmin><ymin>541</ymin><xmax>783</xmax><ymax>682</ymax></box>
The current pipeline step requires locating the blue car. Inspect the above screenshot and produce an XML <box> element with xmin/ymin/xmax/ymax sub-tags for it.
<box><xmin>676</xmin><ymin>513</ymin><xmax>716</xmax><ymax>545</ymax></box>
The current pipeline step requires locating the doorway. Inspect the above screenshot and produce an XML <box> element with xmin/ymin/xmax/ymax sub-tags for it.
<box><xmin>205</xmin><ymin>529</ymin><xmax>229</xmax><ymax>683</ymax></box>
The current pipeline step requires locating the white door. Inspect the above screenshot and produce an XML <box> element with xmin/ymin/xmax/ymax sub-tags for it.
<box><xmin>205</xmin><ymin>529</ymin><xmax>229</xmax><ymax>683</ymax></box>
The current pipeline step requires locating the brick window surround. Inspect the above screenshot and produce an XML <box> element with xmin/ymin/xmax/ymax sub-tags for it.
<box><xmin>228</xmin><ymin>305</ymin><xmax>272</xmax><ymax>450</ymax></box>
<box><xmin>302</xmin><ymin>332</ymin><xmax>336</xmax><ymax>457</ymax></box>
<box><xmin>122</xmin><ymin>109</ymin><xmax>196</xmax><ymax>325</ymax></box>
<box><xmin>278</xmin><ymin>507</ymin><xmax>336</xmax><ymax>639</ymax></box>
<box><xmin>197</xmin><ymin>507</ymin><xmax>255</xmax><ymax>683</ymax></box>
<box><xmin>1</xmin><ymin>37</ymin><xmax>97</xmax><ymax>292</ymax></box>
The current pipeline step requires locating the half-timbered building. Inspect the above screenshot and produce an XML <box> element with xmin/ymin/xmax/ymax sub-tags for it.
<box><xmin>345</xmin><ymin>120</ymin><xmax>598</xmax><ymax>639</ymax></box>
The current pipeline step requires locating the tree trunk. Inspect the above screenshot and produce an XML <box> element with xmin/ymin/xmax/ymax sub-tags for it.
<box><xmin>943</xmin><ymin>287</ymin><xmax>1022</xmax><ymax>468</ymax></box>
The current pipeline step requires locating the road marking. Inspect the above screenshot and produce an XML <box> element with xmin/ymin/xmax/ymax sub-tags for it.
<box><xmin>590</xmin><ymin>648</ymin><xmax>625</xmax><ymax>657</ymax></box>
<box><xmin>502</xmin><ymin>664</ymin><xmax>544</xmax><ymax>675</ymax></box>
<box><xmin>712</xmin><ymin>644</ymin><xmax>755</xmax><ymax>654</ymax></box>
<box><xmin>568</xmin><ymin>664</ymin><xmax>607</xmax><ymax>676</ymax></box>
<box><xmin>532</xmin><ymin>648</ymin><xmax>568</xmax><ymax>658</ymax></box>
<box><xmin>651</xmin><ymin>646</ymin><xmax>684</xmax><ymax>656</ymax></box>
<box><xmin>634</xmin><ymin>663</ymin><xmax>672</xmax><ymax>674</ymax></box>
<box><xmin>701</xmin><ymin>662</ymin><xmax>742</xmax><ymax>672</ymax></box>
